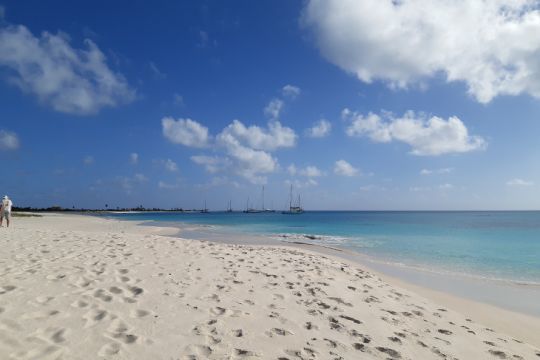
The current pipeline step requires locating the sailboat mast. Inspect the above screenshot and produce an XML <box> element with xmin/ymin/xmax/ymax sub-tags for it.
<box><xmin>289</xmin><ymin>184</ymin><xmax>293</xmax><ymax>209</ymax></box>
<box><xmin>262</xmin><ymin>186</ymin><xmax>265</xmax><ymax>210</ymax></box>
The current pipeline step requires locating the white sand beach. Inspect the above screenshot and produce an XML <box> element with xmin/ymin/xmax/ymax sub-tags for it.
<box><xmin>0</xmin><ymin>213</ymin><xmax>539</xmax><ymax>359</ymax></box>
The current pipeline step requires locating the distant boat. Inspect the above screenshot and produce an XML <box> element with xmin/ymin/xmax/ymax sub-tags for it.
<box><xmin>262</xmin><ymin>185</ymin><xmax>275</xmax><ymax>213</ymax></box>
<box><xmin>282</xmin><ymin>185</ymin><xmax>304</xmax><ymax>214</ymax></box>
<box><xmin>244</xmin><ymin>187</ymin><xmax>275</xmax><ymax>213</ymax></box>
<box><xmin>200</xmin><ymin>200</ymin><xmax>209</xmax><ymax>213</ymax></box>
<box><xmin>226</xmin><ymin>200</ymin><xmax>233</xmax><ymax>213</ymax></box>
<box><xmin>243</xmin><ymin>196</ymin><xmax>262</xmax><ymax>213</ymax></box>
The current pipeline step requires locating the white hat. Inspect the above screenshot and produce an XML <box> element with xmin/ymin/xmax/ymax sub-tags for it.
<box><xmin>3</xmin><ymin>195</ymin><xmax>7</xmax><ymax>199</ymax></box>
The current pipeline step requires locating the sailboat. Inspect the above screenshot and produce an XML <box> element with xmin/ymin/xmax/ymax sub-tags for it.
<box><xmin>200</xmin><ymin>200</ymin><xmax>209</xmax><ymax>213</ymax></box>
<box><xmin>226</xmin><ymin>200</ymin><xmax>233</xmax><ymax>213</ymax></box>
<box><xmin>243</xmin><ymin>196</ymin><xmax>262</xmax><ymax>213</ymax></box>
<box><xmin>282</xmin><ymin>185</ymin><xmax>304</xmax><ymax>214</ymax></box>
<box><xmin>262</xmin><ymin>186</ymin><xmax>275</xmax><ymax>213</ymax></box>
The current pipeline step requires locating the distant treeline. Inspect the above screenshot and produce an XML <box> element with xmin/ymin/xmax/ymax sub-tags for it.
<box><xmin>12</xmin><ymin>206</ymin><xmax>198</xmax><ymax>213</ymax></box>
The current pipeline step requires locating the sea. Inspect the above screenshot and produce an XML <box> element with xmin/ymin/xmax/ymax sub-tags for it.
<box><xmin>107</xmin><ymin>211</ymin><xmax>540</xmax><ymax>286</ymax></box>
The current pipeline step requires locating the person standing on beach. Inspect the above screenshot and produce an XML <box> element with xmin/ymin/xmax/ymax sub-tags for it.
<box><xmin>1</xmin><ymin>195</ymin><xmax>13</xmax><ymax>227</ymax></box>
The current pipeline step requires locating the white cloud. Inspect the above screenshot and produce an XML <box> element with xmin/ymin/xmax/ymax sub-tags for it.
<box><xmin>302</xmin><ymin>0</ymin><xmax>540</xmax><ymax>103</ymax></box>
<box><xmin>439</xmin><ymin>183</ymin><xmax>454</xmax><ymax>190</ymax></box>
<box><xmin>299</xmin><ymin>165</ymin><xmax>324</xmax><ymax>177</ymax></box>
<box><xmin>420</xmin><ymin>168</ymin><xmax>453</xmax><ymax>175</ymax></box>
<box><xmin>162</xmin><ymin>117</ymin><xmax>210</xmax><ymax>148</ymax></box>
<box><xmin>216</xmin><ymin>119</ymin><xmax>298</xmax><ymax>183</ymax></box>
<box><xmin>282</xmin><ymin>84</ymin><xmax>301</xmax><ymax>99</ymax></box>
<box><xmin>219</xmin><ymin>119</ymin><xmax>296</xmax><ymax>151</ymax></box>
<box><xmin>164</xmin><ymin>116</ymin><xmax>297</xmax><ymax>184</ymax></box>
<box><xmin>306</xmin><ymin>119</ymin><xmax>332</xmax><ymax>138</ymax></box>
<box><xmin>285</xmin><ymin>178</ymin><xmax>318</xmax><ymax>188</ymax></box>
<box><xmin>164</xmin><ymin>159</ymin><xmax>178</xmax><ymax>172</ymax></box>
<box><xmin>83</xmin><ymin>155</ymin><xmax>94</xmax><ymax>165</ymax></box>
<box><xmin>507</xmin><ymin>178</ymin><xmax>534</xmax><ymax>187</ymax></box>
<box><xmin>334</xmin><ymin>159</ymin><xmax>359</xmax><ymax>176</ymax></box>
<box><xmin>344</xmin><ymin>109</ymin><xmax>486</xmax><ymax>156</ymax></box>
<box><xmin>158</xmin><ymin>180</ymin><xmax>180</xmax><ymax>190</ymax></box>
<box><xmin>264</xmin><ymin>98</ymin><xmax>284</xmax><ymax>120</ymax></box>
<box><xmin>0</xmin><ymin>25</ymin><xmax>135</xmax><ymax>114</ymax></box>
<box><xmin>129</xmin><ymin>152</ymin><xmax>138</xmax><ymax>165</ymax></box>
<box><xmin>0</xmin><ymin>130</ymin><xmax>19</xmax><ymax>150</ymax></box>
<box><xmin>217</xmin><ymin>129</ymin><xmax>278</xmax><ymax>184</ymax></box>
<box><xmin>191</xmin><ymin>155</ymin><xmax>230</xmax><ymax>174</ymax></box>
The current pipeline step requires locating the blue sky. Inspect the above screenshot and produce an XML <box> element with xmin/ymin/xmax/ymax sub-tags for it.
<box><xmin>1</xmin><ymin>0</ymin><xmax>540</xmax><ymax>210</ymax></box>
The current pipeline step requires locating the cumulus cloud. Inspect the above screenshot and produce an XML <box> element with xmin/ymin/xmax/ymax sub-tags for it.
<box><xmin>219</xmin><ymin>119</ymin><xmax>296</xmax><ymax>151</ymax></box>
<box><xmin>306</xmin><ymin>119</ymin><xmax>331</xmax><ymax>138</ymax></box>
<box><xmin>129</xmin><ymin>152</ymin><xmax>138</xmax><ymax>165</ymax></box>
<box><xmin>420</xmin><ymin>168</ymin><xmax>453</xmax><ymax>175</ymax></box>
<box><xmin>216</xmin><ymin>120</ymin><xmax>299</xmax><ymax>183</ymax></box>
<box><xmin>191</xmin><ymin>155</ymin><xmax>230</xmax><ymax>174</ymax></box>
<box><xmin>287</xmin><ymin>164</ymin><xmax>324</xmax><ymax>178</ymax></box>
<box><xmin>164</xmin><ymin>115</ymin><xmax>297</xmax><ymax>184</ymax></box>
<box><xmin>344</xmin><ymin>109</ymin><xmax>486</xmax><ymax>156</ymax></box>
<box><xmin>334</xmin><ymin>159</ymin><xmax>359</xmax><ymax>176</ymax></box>
<box><xmin>282</xmin><ymin>84</ymin><xmax>301</xmax><ymax>99</ymax></box>
<box><xmin>264</xmin><ymin>98</ymin><xmax>284</xmax><ymax>120</ymax></box>
<box><xmin>302</xmin><ymin>0</ymin><xmax>540</xmax><ymax>103</ymax></box>
<box><xmin>216</xmin><ymin>129</ymin><xmax>278</xmax><ymax>184</ymax></box>
<box><xmin>507</xmin><ymin>178</ymin><xmax>534</xmax><ymax>186</ymax></box>
<box><xmin>0</xmin><ymin>130</ymin><xmax>19</xmax><ymax>150</ymax></box>
<box><xmin>299</xmin><ymin>165</ymin><xmax>324</xmax><ymax>177</ymax></box>
<box><xmin>0</xmin><ymin>24</ymin><xmax>135</xmax><ymax>114</ymax></box>
<box><xmin>163</xmin><ymin>159</ymin><xmax>178</xmax><ymax>172</ymax></box>
<box><xmin>162</xmin><ymin>117</ymin><xmax>210</xmax><ymax>148</ymax></box>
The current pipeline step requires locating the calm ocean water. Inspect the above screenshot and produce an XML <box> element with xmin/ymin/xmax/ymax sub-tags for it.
<box><xmin>108</xmin><ymin>211</ymin><xmax>540</xmax><ymax>284</ymax></box>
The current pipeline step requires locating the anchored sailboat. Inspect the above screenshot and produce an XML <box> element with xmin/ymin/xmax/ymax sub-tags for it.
<box><xmin>243</xmin><ymin>196</ymin><xmax>262</xmax><ymax>213</ymax></box>
<box><xmin>200</xmin><ymin>200</ymin><xmax>209</xmax><ymax>213</ymax></box>
<box><xmin>262</xmin><ymin>185</ymin><xmax>275</xmax><ymax>213</ymax></box>
<box><xmin>282</xmin><ymin>185</ymin><xmax>304</xmax><ymax>214</ymax></box>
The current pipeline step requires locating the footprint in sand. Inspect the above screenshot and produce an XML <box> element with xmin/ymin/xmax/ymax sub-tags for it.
<box><xmin>265</xmin><ymin>328</ymin><xmax>294</xmax><ymax>337</ymax></box>
<box><xmin>83</xmin><ymin>308</ymin><xmax>108</xmax><ymax>328</ymax></box>
<box><xmin>0</xmin><ymin>285</ymin><xmax>16</xmax><ymax>295</ymax></box>
<box><xmin>129</xmin><ymin>309</ymin><xmax>150</xmax><ymax>318</ymax></box>
<box><xmin>98</xmin><ymin>342</ymin><xmax>121</xmax><ymax>357</ymax></box>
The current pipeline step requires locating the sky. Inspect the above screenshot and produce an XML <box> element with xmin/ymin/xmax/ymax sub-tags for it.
<box><xmin>1</xmin><ymin>0</ymin><xmax>540</xmax><ymax>210</ymax></box>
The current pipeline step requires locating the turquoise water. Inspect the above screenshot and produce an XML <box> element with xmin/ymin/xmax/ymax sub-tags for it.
<box><xmin>108</xmin><ymin>211</ymin><xmax>540</xmax><ymax>284</ymax></box>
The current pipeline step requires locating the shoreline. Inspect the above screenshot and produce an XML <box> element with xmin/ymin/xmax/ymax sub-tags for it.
<box><xmin>2</xmin><ymin>213</ymin><xmax>539</xmax><ymax>359</ymax></box>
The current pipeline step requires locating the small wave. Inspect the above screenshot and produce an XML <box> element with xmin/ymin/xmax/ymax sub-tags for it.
<box><xmin>273</xmin><ymin>233</ymin><xmax>351</xmax><ymax>246</ymax></box>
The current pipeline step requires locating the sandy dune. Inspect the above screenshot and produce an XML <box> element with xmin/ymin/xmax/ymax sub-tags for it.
<box><xmin>0</xmin><ymin>214</ymin><xmax>538</xmax><ymax>359</ymax></box>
